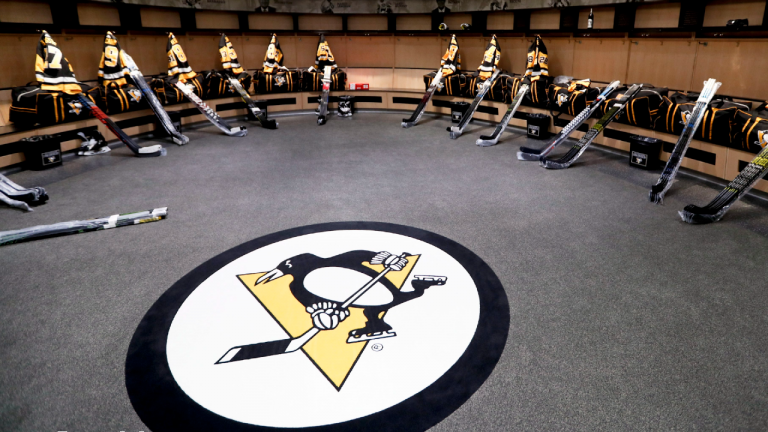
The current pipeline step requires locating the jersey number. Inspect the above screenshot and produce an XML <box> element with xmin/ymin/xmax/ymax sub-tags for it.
<box><xmin>45</xmin><ymin>46</ymin><xmax>63</xmax><ymax>69</ymax></box>
<box><xmin>172</xmin><ymin>44</ymin><xmax>187</xmax><ymax>63</ymax></box>
<box><xmin>105</xmin><ymin>46</ymin><xmax>119</xmax><ymax>67</ymax></box>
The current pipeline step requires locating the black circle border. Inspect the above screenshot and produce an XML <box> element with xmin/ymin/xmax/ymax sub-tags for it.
<box><xmin>125</xmin><ymin>221</ymin><xmax>510</xmax><ymax>432</ymax></box>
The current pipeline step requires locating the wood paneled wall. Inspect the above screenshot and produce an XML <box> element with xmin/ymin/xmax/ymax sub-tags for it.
<box><xmin>195</xmin><ymin>11</ymin><xmax>240</xmax><ymax>29</ymax></box>
<box><xmin>487</xmin><ymin>12</ymin><xmax>514</xmax><ymax>30</ymax></box>
<box><xmin>0</xmin><ymin>0</ymin><xmax>52</xmax><ymax>24</ymax></box>
<box><xmin>703</xmin><ymin>0</ymin><xmax>766</xmax><ymax>27</ymax></box>
<box><xmin>634</xmin><ymin>3</ymin><xmax>680</xmax><ymax>29</ymax></box>
<box><xmin>3</xmin><ymin>33</ymin><xmax>768</xmax><ymax>101</ymax></box>
<box><xmin>396</xmin><ymin>15</ymin><xmax>431</xmax><ymax>31</ymax></box>
<box><xmin>348</xmin><ymin>15</ymin><xmax>388</xmax><ymax>31</ymax></box>
<box><xmin>298</xmin><ymin>15</ymin><xmax>342</xmax><ymax>31</ymax></box>
<box><xmin>530</xmin><ymin>9</ymin><xmax>561</xmax><ymax>30</ymax></box>
<box><xmin>140</xmin><ymin>8</ymin><xmax>181</xmax><ymax>28</ymax></box>
<box><xmin>249</xmin><ymin>13</ymin><xmax>294</xmax><ymax>30</ymax></box>
<box><xmin>578</xmin><ymin>7</ymin><xmax>614</xmax><ymax>29</ymax></box>
<box><xmin>77</xmin><ymin>3</ymin><xmax>121</xmax><ymax>27</ymax></box>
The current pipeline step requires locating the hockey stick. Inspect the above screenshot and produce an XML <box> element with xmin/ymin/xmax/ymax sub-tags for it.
<box><xmin>518</xmin><ymin>80</ymin><xmax>621</xmax><ymax>161</ymax></box>
<box><xmin>679</xmin><ymin>146</ymin><xmax>768</xmax><ymax>224</ymax></box>
<box><xmin>0</xmin><ymin>207</ymin><xmax>167</xmax><ymax>246</ymax></box>
<box><xmin>123</xmin><ymin>53</ymin><xmax>189</xmax><ymax>146</ymax></box>
<box><xmin>76</xmin><ymin>94</ymin><xmax>166</xmax><ymax>158</ymax></box>
<box><xmin>449</xmin><ymin>69</ymin><xmax>501</xmax><ymax>140</ymax></box>
<box><xmin>650</xmin><ymin>78</ymin><xmax>721</xmax><ymax>204</ymax></box>
<box><xmin>541</xmin><ymin>84</ymin><xmax>643</xmax><ymax>170</ymax></box>
<box><xmin>226</xmin><ymin>77</ymin><xmax>278</xmax><ymax>129</ymax></box>
<box><xmin>0</xmin><ymin>192</ymin><xmax>32</xmax><ymax>212</ymax></box>
<box><xmin>317</xmin><ymin>65</ymin><xmax>332</xmax><ymax>126</ymax></box>
<box><xmin>0</xmin><ymin>174</ymin><xmax>48</xmax><ymax>205</ymax></box>
<box><xmin>216</xmin><ymin>253</ymin><xmax>409</xmax><ymax>364</ymax></box>
<box><xmin>402</xmin><ymin>69</ymin><xmax>444</xmax><ymax>128</ymax></box>
<box><xmin>476</xmin><ymin>83</ymin><xmax>529</xmax><ymax>147</ymax></box>
<box><xmin>174</xmin><ymin>81</ymin><xmax>247</xmax><ymax>137</ymax></box>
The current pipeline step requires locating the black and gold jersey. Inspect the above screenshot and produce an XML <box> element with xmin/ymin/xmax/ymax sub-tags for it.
<box><xmin>477</xmin><ymin>35</ymin><xmax>501</xmax><ymax>80</ymax></box>
<box><xmin>167</xmin><ymin>33</ymin><xmax>197</xmax><ymax>83</ymax></box>
<box><xmin>219</xmin><ymin>34</ymin><xmax>244</xmax><ymax>76</ymax></box>
<box><xmin>525</xmin><ymin>35</ymin><xmax>549</xmax><ymax>79</ymax></box>
<box><xmin>309</xmin><ymin>35</ymin><xmax>337</xmax><ymax>73</ymax></box>
<box><xmin>98</xmin><ymin>31</ymin><xmax>130</xmax><ymax>87</ymax></box>
<box><xmin>263</xmin><ymin>34</ymin><xmax>285</xmax><ymax>74</ymax></box>
<box><xmin>440</xmin><ymin>34</ymin><xmax>461</xmax><ymax>76</ymax></box>
<box><xmin>35</xmin><ymin>31</ymin><xmax>82</xmax><ymax>94</ymax></box>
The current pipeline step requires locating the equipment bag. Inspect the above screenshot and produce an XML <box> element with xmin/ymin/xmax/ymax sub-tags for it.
<box><xmin>9</xmin><ymin>83</ymin><xmax>95</xmax><ymax>126</ymax></box>
<box><xmin>300</xmin><ymin>69</ymin><xmax>346</xmax><ymax>92</ymax></box>
<box><xmin>201</xmin><ymin>70</ymin><xmax>252</xmax><ymax>99</ymax></box>
<box><xmin>150</xmin><ymin>74</ymin><xmax>203</xmax><ymax>105</ymax></box>
<box><xmin>104</xmin><ymin>82</ymin><xmax>148</xmax><ymax>114</ymax></box>
<box><xmin>658</xmin><ymin>92</ymin><xmax>750</xmax><ymax>147</ymax></box>
<box><xmin>548</xmin><ymin>79</ymin><xmax>597</xmax><ymax>116</ymax></box>
<box><xmin>599</xmin><ymin>85</ymin><xmax>668</xmax><ymax>129</ymax></box>
<box><xmin>254</xmin><ymin>70</ymin><xmax>300</xmax><ymax>93</ymax></box>
<box><xmin>732</xmin><ymin>108</ymin><xmax>768</xmax><ymax>153</ymax></box>
<box><xmin>466</xmin><ymin>72</ymin><xmax>509</xmax><ymax>103</ymax></box>
<box><xmin>522</xmin><ymin>75</ymin><xmax>551</xmax><ymax>108</ymax></box>
<box><xmin>423</xmin><ymin>71</ymin><xmax>469</xmax><ymax>96</ymax></box>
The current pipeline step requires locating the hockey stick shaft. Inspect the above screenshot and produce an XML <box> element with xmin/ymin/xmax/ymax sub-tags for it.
<box><xmin>317</xmin><ymin>66</ymin><xmax>332</xmax><ymax>125</ymax></box>
<box><xmin>227</xmin><ymin>77</ymin><xmax>278</xmax><ymax>129</ymax></box>
<box><xmin>174</xmin><ymin>81</ymin><xmax>247</xmax><ymax>137</ymax></box>
<box><xmin>130</xmin><ymin>71</ymin><xmax>188</xmax><ymax>145</ymax></box>
<box><xmin>449</xmin><ymin>69</ymin><xmax>501</xmax><ymax>139</ymax></box>
<box><xmin>477</xmin><ymin>84</ymin><xmax>529</xmax><ymax>146</ymax></box>
<box><xmin>216</xmin><ymin>253</ymin><xmax>408</xmax><ymax>364</ymax></box>
<box><xmin>77</xmin><ymin>94</ymin><xmax>166</xmax><ymax>157</ymax></box>
<box><xmin>0</xmin><ymin>207</ymin><xmax>167</xmax><ymax>246</ymax></box>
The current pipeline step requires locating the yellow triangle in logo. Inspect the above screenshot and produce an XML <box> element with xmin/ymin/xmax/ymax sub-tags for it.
<box><xmin>237</xmin><ymin>255</ymin><xmax>420</xmax><ymax>390</ymax></box>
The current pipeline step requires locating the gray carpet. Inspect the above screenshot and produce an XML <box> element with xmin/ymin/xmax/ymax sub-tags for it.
<box><xmin>1</xmin><ymin>112</ymin><xmax>767</xmax><ymax>431</ymax></box>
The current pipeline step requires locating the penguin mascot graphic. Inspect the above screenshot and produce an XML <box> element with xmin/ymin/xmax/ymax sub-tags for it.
<box><xmin>256</xmin><ymin>250</ymin><xmax>446</xmax><ymax>341</ymax></box>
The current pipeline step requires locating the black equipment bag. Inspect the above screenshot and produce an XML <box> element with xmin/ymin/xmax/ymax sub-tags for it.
<box><xmin>658</xmin><ymin>92</ymin><xmax>750</xmax><ymax>147</ymax></box>
<box><xmin>254</xmin><ymin>70</ymin><xmax>300</xmax><ymax>93</ymax></box>
<box><xmin>9</xmin><ymin>82</ymin><xmax>95</xmax><ymax>126</ymax></box>
<box><xmin>104</xmin><ymin>82</ymin><xmax>148</xmax><ymax>114</ymax></box>
<box><xmin>522</xmin><ymin>75</ymin><xmax>551</xmax><ymax>108</ymax></box>
<box><xmin>599</xmin><ymin>85</ymin><xmax>668</xmax><ymax>129</ymax></box>
<box><xmin>423</xmin><ymin>71</ymin><xmax>469</xmax><ymax>97</ymax></box>
<box><xmin>548</xmin><ymin>79</ymin><xmax>598</xmax><ymax>116</ymax></box>
<box><xmin>732</xmin><ymin>105</ymin><xmax>768</xmax><ymax>153</ymax></box>
<box><xmin>201</xmin><ymin>70</ymin><xmax>252</xmax><ymax>99</ymax></box>
<box><xmin>150</xmin><ymin>74</ymin><xmax>204</xmax><ymax>105</ymax></box>
<box><xmin>466</xmin><ymin>72</ymin><xmax>509</xmax><ymax>103</ymax></box>
<box><xmin>300</xmin><ymin>69</ymin><xmax>346</xmax><ymax>92</ymax></box>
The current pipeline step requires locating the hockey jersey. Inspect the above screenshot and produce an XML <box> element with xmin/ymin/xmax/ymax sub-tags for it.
<box><xmin>219</xmin><ymin>34</ymin><xmax>244</xmax><ymax>76</ymax></box>
<box><xmin>98</xmin><ymin>31</ymin><xmax>130</xmax><ymax>87</ymax></box>
<box><xmin>477</xmin><ymin>35</ymin><xmax>501</xmax><ymax>80</ymax></box>
<box><xmin>35</xmin><ymin>31</ymin><xmax>82</xmax><ymax>94</ymax></box>
<box><xmin>525</xmin><ymin>35</ymin><xmax>549</xmax><ymax>78</ymax></box>
<box><xmin>166</xmin><ymin>33</ymin><xmax>197</xmax><ymax>83</ymax></box>
<box><xmin>440</xmin><ymin>34</ymin><xmax>461</xmax><ymax>76</ymax></box>
<box><xmin>263</xmin><ymin>34</ymin><xmax>285</xmax><ymax>74</ymax></box>
<box><xmin>309</xmin><ymin>35</ymin><xmax>337</xmax><ymax>73</ymax></box>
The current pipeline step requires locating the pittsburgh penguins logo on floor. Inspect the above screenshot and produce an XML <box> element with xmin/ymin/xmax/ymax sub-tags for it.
<box><xmin>126</xmin><ymin>222</ymin><xmax>509</xmax><ymax>432</ymax></box>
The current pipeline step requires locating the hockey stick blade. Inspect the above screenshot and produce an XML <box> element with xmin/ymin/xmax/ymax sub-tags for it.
<box><xmin>477</xmin><ymin>84</ymin><xmax>529</xmax><ymax>147</ymax></box>
<box><xmin>517</xmin><ymin>147</ymin><xmax>544</xmax><ymax>161</ymax></box>
<box><xmin>402</xmin><ymin>70</ymin><xmax>443</xmax><ymax>128</ymax></box>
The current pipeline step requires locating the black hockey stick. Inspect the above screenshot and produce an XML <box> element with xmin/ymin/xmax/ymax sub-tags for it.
<box><xmin>517</xmin><ymin>80</ymin><xmax>620</xmax><ymax>161</ymax></box>
<box><xmin>317</xmin><ymin>66</ymin><xmax>332</xmax><ymax>126</ymax></box>
<box><xmin>76</xmin><ymin>94</ymin><xmax>166</xmax><ymax>157</ymax></box>
<box><xmin>402</xmin><ymin>69</ymin><xmax>443</xmax><ymax>128</ymax></box>
<box><xmin>227</xmin><ymin>77</ymin><xmax>278</xmax><ymax>129</ymax></box>
<box><xmin>679</xmin><ymin>146</ymin><xmax>768</xmax><ymax>224</ymax></box>
<box><xmin>649</xmin><ymin>79</ymin><xmax>721</xmax><ymax>204</ymax></box>
<box><xmin>449</xmin><ymin>69</ymin><xmax>501</xmax><ymax>140</ymax></box>
<box><xmin>540</xmin><ymin>84</ymin><xmax>643</xmax><ymax>169</ymax></box>
<box><xmin>123</xmin><ymin>53</ymin><xmax>189</xmax><ymax>146</ymax></box>
<box><xmin>476</xmin><ymin>83</ymin><xmax>529</xmax><ymax>147</ymax></box>
<box><xmin>216</xmin><ymin>253</ymin><xmax>409</xmax><ymax>364</ymax></box>
<box><xmin>0</xmin><ymin>207</ymin><xmax>167</xmax><ymax>246</ymax></box>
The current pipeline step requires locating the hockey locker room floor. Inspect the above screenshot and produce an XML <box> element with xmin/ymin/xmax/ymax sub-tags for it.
<box><xmin>2</xmin><ymin>112</ymin><xmax>768</xmax><ymax>432</ymax></box>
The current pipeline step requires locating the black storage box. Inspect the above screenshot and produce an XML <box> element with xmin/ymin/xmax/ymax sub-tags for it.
<box><xmin>450</xmin><ymin>101</ymin><xmax>470</xmax><ymax>123</ymax></box>
<box><xmin>629</xmin><ymin>135</ymin><xmax>662</xmax><ymax>170</ymax></box>
<box><xmin>22</xmin><ymin>135</ymin><xmax>62</xmax><ymax>170</ymax></box>
<box><xmin>527</xmin><ymin>113</ymin><xmax>550</xmax><ymax>139</ymax></box>
<box><xmin>337</xmin><ymin>95</ymin><xmax>354</xmax><ymax>117</ymax></box>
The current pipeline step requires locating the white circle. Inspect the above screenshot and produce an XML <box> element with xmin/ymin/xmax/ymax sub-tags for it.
<box><xmin>166</xmin><ymin>230</ymin><xmax>480</xmax><ymax>428</ymax></box>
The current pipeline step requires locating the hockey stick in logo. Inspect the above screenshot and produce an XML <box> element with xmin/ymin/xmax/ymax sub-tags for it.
<box><xmin>216</xmin><ymin>253</ymin><xmax>411</xmax><ymax>364</ymax></box>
